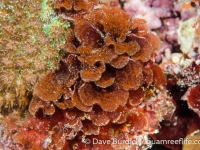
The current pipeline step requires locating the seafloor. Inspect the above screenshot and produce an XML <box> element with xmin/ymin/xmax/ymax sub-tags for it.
<box><xmin>0</xmin><ymin>0</ymin><xmax>200</xmax><ymax>150</ymax></box>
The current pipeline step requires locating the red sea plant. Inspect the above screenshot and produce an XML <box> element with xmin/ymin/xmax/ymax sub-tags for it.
<box><xmin>153</xmin><ymin>59</ymin><xmax>200</xmax><ymax>150</ymax></box>
<box><xmin>0</xmin><ymin>0</ymin><xmax>176</xmax><ymax>150</ymax></box>
<box><xmin>183</xmin><ymin>84</ymin><xmax>200</xmax><ymax>117</ymax></box>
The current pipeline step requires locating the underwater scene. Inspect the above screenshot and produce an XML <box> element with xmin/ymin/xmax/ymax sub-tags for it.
<box><xmin>0</xmin><ymin>0</ymin><xmax>200</xmax><ymax>150</ymax></box>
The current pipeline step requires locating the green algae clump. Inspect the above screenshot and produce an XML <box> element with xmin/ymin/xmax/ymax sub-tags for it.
<box><xmin>0</xmin><ymin>0</ymin><xmax>69</xmax><ymax>114</ymax></box>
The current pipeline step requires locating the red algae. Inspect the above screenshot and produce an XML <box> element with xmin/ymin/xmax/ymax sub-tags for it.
<box><xmin>184</xmin><ymin>84</ymin><xmax>200</xmax><ymax>117</ymax></box>
<box><xmin>0</xmin><ymin>0</ymin><xmax>176</xmax><ymax>150</ymax></box>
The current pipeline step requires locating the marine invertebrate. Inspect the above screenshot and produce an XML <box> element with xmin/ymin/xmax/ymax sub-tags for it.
<box><xmin>0</xmin><ymin>0</ymin><xmax>68</xmax><ymax>114</ymax></box>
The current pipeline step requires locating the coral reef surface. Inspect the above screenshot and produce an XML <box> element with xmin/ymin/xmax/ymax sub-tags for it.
<box><xmin>0</xmin><ymin>0</ymin><xmax>200</xmax><ymax>150</ymax></box>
